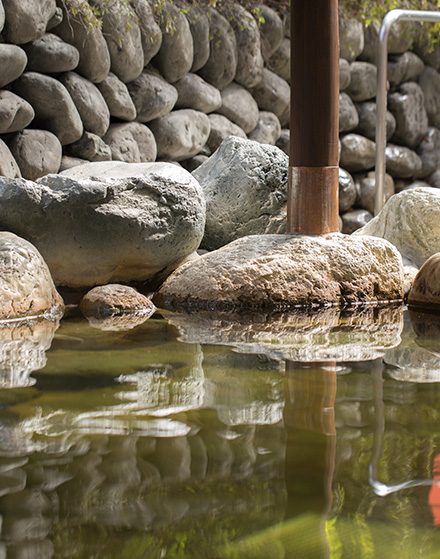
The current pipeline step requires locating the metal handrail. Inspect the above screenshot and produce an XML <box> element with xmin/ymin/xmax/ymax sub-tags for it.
<box><xmin>375</xmin><ymin>9</ymin><xmax>440</xmax><ymax>215</ymax></box>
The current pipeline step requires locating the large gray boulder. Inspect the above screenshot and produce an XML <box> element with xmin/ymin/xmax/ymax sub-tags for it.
<box><xmin>149</xmin><ymin>109</ymin><xmax>210</xmax><ymax>162</ymax></box>
<box><xmin>13</xmin><ymin>72</ymin><xmax>83</xmax><ymax>145</ymax></box>
<box><xmin>129</xmin><ymin>0</ymin><xmax>162</xmax><ymax>66</ymax></box>
<box><xmin>154</xmin><ymin>233</ymin><xmax>404</xmax><ymax>310</ymax></box>
<box><xmin>385</xmin><ymin>144</ymin><xmax>422</xmax><ymax>179</ymax></box>
<box><xmin>339</xmin><ymin>133</ymin><xmax>375</xmax><ymax>172</ymax></box>
<box><xmin>197</xmin><ymin>8</ymin><xmax>237</xmax><ymax>90</ymax></box>
<box><xmin>66</xmin><ymin>132</ymin><xmax>112</xmax><ymax>162</ymax></box>
<box><xmin>103</xmin><ymin>122</ymin><xmax>157</xmax><ymax>162</ymax></box>
<box><xmin>417</xmin><ymin>127</ymin><xmax>440</xmax><ymax>177</ymax></box>
<box><xmin>267</xmin><ymin>37</ymin><xmax>290</xmax><ymax>84</ymax></box>
<box><xmin>127</xmin><ymin>69</ymin><xmax>178</xmax><ymax>123</ymax></box>
<box><xmin>354</xmin><ymin>187</ymin><xmax>440</xmax><ymax>267</ymax></box>
<box><xmin>355</xmin><ymin>171</ymin><xmax>395</xmax><ymax>214</ymax></box>
<box><xmin>0</xmin><ymin>140</ymin><xmax>21</xmax><ymax>177</ymax></box>
<box><xmin>2</xmin><ymin>0</ymin><xmax>56</xmax><ymax>44</ymax></box>
<box><xmin>250</xmin><ymin>68</ymin><xmax>290</xmax><ymax>122</ymax></box>
<box><xmin>248</xmin><ymin>111</ymin><xmax>282</xmax><ymax>145</ymax></box>
<box><xmin>346</xmin><ymin>61</ymin><xmax>377</xmax><ymax>102</ymax></box>
<box><xmin>0</xmin><ymin>90</ymin><xmax>34</xmax><ymax>134</ymax></box>
<box><xmin>185</xmin><ymin>5</ymin><xmax>210</xmax><ymax>72</ymax></box>
<box><xmin>355</xmin><ymin>102</ymin><xmax>396</xmax><ymax>141</ymax></box>
<box><xmin>174</xmin><ymin>73</ymin><xmax>222</xmax><ymax>114</ymax></box>
<box><xmin>0</xmin><ymin>44</ymin><xmax>28</xmax><ymax>88</ymax></box>
<box><xmin>218</xmin><ymin>82</ymin><xmax>259</xmax><ymax>134</ymax></box>
<box><xmin>152</xmin><ymin>1</ymin><xmax>193</xmax><ymax>83</ymax></box>
<box><xmin>192</xmin><ymin>136</ymin><xmax>288</xmax><ymax>250</ymax></box>
<box><xmin>388</xmin><ymin>82</ymin><xmax>429</xmax><ymax>149</ymax></box>
<box><xmin>387</xmin><ymin>51</ymin><xmax>424</xmax><ymax>89</ymax></box>
<box><xmin>339</xmin><ymin>17</ymin><xmax>364</xmax><ymax>62</ymax></box>
<box><xmin>59</xmin><ymin>72</ymin><xmax>110</xmax><ymax>138</ymax></box>
<box><xmin>8</xmin><ymin>129</ymin><xmax>62</xmax><ymax>180</ymax></box>
<box><xmin>339</xmin><ymin>92</ymin><xmax>359</xmax><ymax>133</ymax></box>
<box><xmin>0</xmin><ymin>163</ymin><xmax>206</xmax><ymax>288</ymax></box>
<box><xmin>0</xmin><ymin>231</ymin><xmax>63</xmax><ymax>320</ymax></box>
<box><xmin>258</xmin><ymin>4</ymin><xmax>283</xmax><ymax>61</ymax></box>
<box><xmin>97</xmin><ymin>72</ymin><xmax>137</xmax><ymax>121</ymax></box>
<box><xmin>418</xmin><ymin>66</ymin><xmax>440</xmax><ymax>129</ymax></box>
<box><xmin>23</xmin><ymin>33</ymin><xmax>80</xmax><ymax>73</ymax></box>
<box><xmin>206</xmin><ymin>114</ymin><xmax>246</xmax><ymax>152</ymax></box>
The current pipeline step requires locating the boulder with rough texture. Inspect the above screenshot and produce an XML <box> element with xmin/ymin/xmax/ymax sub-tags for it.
<box><xmin>103</xmin><ymin>122</ymin><xmax>157</xmax><ymax>162</ymax></box>
<box><xmin>385</xmin><ymin>144</ymin><xmax>422</xmax><ymax>179</ymax></box>
<box><xmin>23</xmin><ymin>33</ymin><xmax>80</xmax><ymax>73</ymax></box>
<box><xmin>102</xmin><ymin>0</ymin><xmax>144</xmax><ymax>83</ymax></box>
<box><xmin>2</xmin><ymin>0</ymin><xmax>56</xmax><ymax>44</ymax></box>
<box><xmin>0</xmin><ymin>231</ymin><xmax>63</xmax><ymax>320</ymax></box>
<box><xmin>154</xmin><ymin>233</ymin><xmax>404</xmax><ymax>310</ymax></box>
<box><xmin>226</xmin><ymin>4</ymin><xmax>263</xmax><ymax>88</ymax></box>
<box><xmin>80</xmin><ymin>284</ymin><xmax>155</xmax><ymax>318</ymax></box>
<box><xmin>354</xmin><ymin>186</ymin><xmax>440</xmax><ymax>267</ymax></box>
<box><xmin>355</xmin><ymin>102</ymin><xmax>396</xmax><ymax>141</ymax></box>
<box><xmin>339</xmin><ymin>133</ymin><xmax>375</xmax><ymax>172</ymax></box>
<box><xmin>197</xmin><ymin>8</ymin><xmax>237</xmax><ymax>90</ymax></box>
<box><xmin>355</xmin><ymin>171</ymin><xmax>395</xmax><ymax>214</ymax></box>
<box><xmin>418</xmin><ymin>66</ymin><xmax>440</xmax><ymax>129</ymax></box>
<box><xmin>149</xmin><ymin>109</ymin><xmax>210</xmax><ymax>162</ymax></box>
<box><xmin>13</xmin><ymin>72</ymin><xmax>83</xmax><ymax>145</ymax></box>
<box><xmin>0</xmin><ymin>140</ymin><xmax>21</xmax><ymax>178</ymax></box>
<box><xmin>8</xmin><ymin>129</ymin><xmax>62</xmax><ymax>180</ymax></box>
<box><xmin>127</xmin><ymin>69</ymin><xmax>178</xmax><ymax>123</ymax></box>
<box><xmin>267</xmin><ymin>37</ymin><xmax>290</xmax><ymax>84</ymax></box>
<box><xmin>346</xmin><ymin>61</ymin><xmax>377</xmax><ymax>102</ymax></box>
<box><xmin>258</xmin><ymin>4</ymin><xmax>283</xmax><ymax>61</ymax></box>
<box><xmin>206</xmin><ymin>114</ymin><xmax>246</xmax><ymax>152</ymax></box>
<box><xmin>361</xmin><ymin>21</ymin><xmax>413</xmax><ymax>64</ymax></box>
<box><xmin>184</xmin><ymin>5</ymin><xmax>210</xmax><ymax>73</ymax></box>
<box><xmin>388</xmin><ymin>82</ymin><xmax>429</xmax><ymax>150</ymax></box>
<box><xmin>66</xmin><ymin>132</ymin><xmax>112</xmax><ymax>162</ymax></box>
<box><xmin>53</xmin><ymin>1</ymin><xmax>111</xmax><ymax>83</ymax></box>
<box><xmin>339</xmin><ymin>92</ymin><xmax>359</xmax><ymax>133</ymax></box>
<box><xmin>0</xmin><ymin>44</ymin><xmax>28</xmax><ymax>88</ymax></box>
<box><xmin>339</xmin><ymin>17</ymin><xmax>364</xmax><ymax>62</ymax></box>
<box><xmin>0</xmin><ymin>90</ymin><xmax>34</xmax><ymax>134</ymax></box>
<box><xmin>152</xmin><ymin>1</ymin><xmax>193</xmax><ymax>83</ymax></box>
<box><xmin>218</xmin><ymin>82</ymin><xmax>259</xmax><ymax>134</ymax></box>
<box><xmin>59</xmin><ymin>72</ymin><xmax>110</xmax><ymax>138</ymax></box>
<box><xmin>174</xmin><ymin>73</ymin><xmax>221</xmax><ymax>113</ymax></box>
<box><xmin>97</xmin><ymin>72</ymin><xmax>136</xmax><ymax>122</ymax></box>
<box><xmin>387</xmin><ymin>51</ymin><xmax>424</xmax><ymax>89</ymax></box>
<box><xmin>0</xmin><ymin>163</ymin><xmax>206</xmax><ymax>288</ymax></box>
<box><xmin>250</xmin><ymin>68</ymin><xmax>290</xmax><ymax>122</ymax></box>
<box><xmin>248</xmin><ymin>111</ymin><xmax>282</xmax><ymax>145</ymax></box>
<box><xmin>408</xmin><ymin>253</ymin><xmax>440</xmax><ymax>309</ymax></box>
<box><xmin>192</xmin><ymin>136</ymin><xmax>288</xmax><ymax>250</ymax></box>
<box><xmin>129</xmin><ymin>0</ymin><xmax>162</xmax><ymax>66</ymax></box>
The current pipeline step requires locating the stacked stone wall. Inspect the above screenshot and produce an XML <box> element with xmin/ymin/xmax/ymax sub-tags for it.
<box><xmin>0</xmin><ymin>1</ymin><xmax>440</xmax><ymax>231</ymax></box>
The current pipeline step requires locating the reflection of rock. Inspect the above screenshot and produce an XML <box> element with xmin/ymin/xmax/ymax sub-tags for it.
<box><xmin>0</xmin><ymin>318</ymin><xmax>59</xmax><ymax>388</ymax></box>
<box><xmin>166</xmin><ymin>305</ymin><xmax>403</xmax><ymax>362</ymax></box>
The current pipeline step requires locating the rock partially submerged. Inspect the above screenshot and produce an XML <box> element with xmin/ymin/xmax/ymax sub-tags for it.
<box><xmin>154</xmin><ymin>233</ymin><xmax>404</xmax><ymax>311</ymax></box>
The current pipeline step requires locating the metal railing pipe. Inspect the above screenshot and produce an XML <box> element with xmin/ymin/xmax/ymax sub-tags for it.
<box><xmin>375</xmin><ymin>9</ymin><xmax>440</xmax><ymax>215</ymax></box>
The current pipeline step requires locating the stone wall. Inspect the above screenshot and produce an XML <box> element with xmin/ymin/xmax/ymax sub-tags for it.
<box><xmin>0</xmin><ymin>1</ymin><xmax>440</xmax><ymax>231</ymax></box>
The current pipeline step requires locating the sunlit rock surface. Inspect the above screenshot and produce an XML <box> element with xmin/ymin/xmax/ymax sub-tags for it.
<box><xmin>155</xmin><ymin>233</ymin><xmax>404</xmax><ymax>310</ymax></box>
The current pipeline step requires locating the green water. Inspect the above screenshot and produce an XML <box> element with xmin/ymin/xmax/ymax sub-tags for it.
<box><xmin>0</xmin><ymin>305</ymin><xmax>440</xmax><ymax>558</ymax></box>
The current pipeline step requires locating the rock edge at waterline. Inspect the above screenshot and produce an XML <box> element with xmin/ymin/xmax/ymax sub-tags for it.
<box><xmin>154</xmin><ymin>232</ymin><xmax>405</xmax><ymax>311</ymax></box>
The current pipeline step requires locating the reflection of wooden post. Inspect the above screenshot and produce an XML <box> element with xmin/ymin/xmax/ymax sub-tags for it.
<box><xmin>288</xmin><ymin>0</ymin><xmax>340</xmax><ymax>234</ymax></box>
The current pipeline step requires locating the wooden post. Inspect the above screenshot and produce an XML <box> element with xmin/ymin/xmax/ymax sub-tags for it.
<box><xmin>288</xmin><ymin>0</ymin><xmax>340</xmax><ymax>234</ymax></box>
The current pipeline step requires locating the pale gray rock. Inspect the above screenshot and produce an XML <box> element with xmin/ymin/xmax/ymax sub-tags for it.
<box><xmin>8</xmin><ymin>129</ymin><xmax>62</xmax><ymax>180</ymax></box>
<box><xmin>340</xmin><ymin>133</ymin><xmax>376</xmax><ymax>172</ymax></box>
<box><xmin>341</xmin><ymin>209</ymin><xmax>373</xmax><ymax>234</ymax></box>
<box><xmin>192</xmin><ymin>135</ymin><xmax>288</xmax><ymax>250</ymax></box>
<box><xmin>408</xmin><ymin>253</ymin><xmax>440</xmax><ymax>308</ymax></box>
<box><xmin>206</xmin><ymin>114</ymin><xmax>246</xmax><ymax>152</ymax></box>
<box><xmin>2</xmin><ymin>0</ymin><xmax>56</xmax><ymax>44</ymax></box>
<box><xmin>250</xmin><ymin>68</ymin><xmax>290</xmax><ymax>122</ymax></box>
<box><xmin>417</xmin><ymin>127</ymin><xmax>440</xmax><ymax>178</ymax></box>
<box><xmin>103</xmin><ymin>122</ymin><xmax>157</xmax><ymax>162</ymax></box>
<box><xmin>59</xmin><ymin>155</ymin><xmax>88</xmax><ymax>172</ymax></box>
<box><xmin>248</xmin><ymin>111</ymin><xmax>281</xmax><ymax>145</ymax></box>
<box><xmin>346</xmin><ymin>61</ymin><xmax>377</xmax><ymax>102</ymax></box>
<box><xmin>267</xmin><ymin>37</ymin><xmax>290</xmax><ymax>84</ymax></box>
<box><xmin>127</xmin><ymin>69</ymin><xmax>178</xmax><ymax>123</ymax></box>
<box><xmin>226</xmin><ymin>4</ymin><xmax>263</xmax><ymax>88</ymax></box>
<box><xmin>129</xmin><ymin>0</ymin><xmax>162</xmax><ymax>66</ymax></box>
<box><xmin>79</xmin><ymin>284</ymin><xmax>155</xmax><ymax>318</ymax></box>
<box><xmin>338</xmin><ymin>168</ymin><xmax>356</xmax><ymax>212</ymax></box>
<box><xmin>184</xmin><ymin>5</ymin><xmax>210</xmax><ymax>72</ymax></box>
<box><xmin>418</xmin><ymin>66</ymin><xmax>440</xmax><ymax>129</ymax></box>
<box><xmin>388</xmin><ymin>82</ymin><xmax>429</xmax><ymax>149</ymax></box>
<box><xmin>149</xmin><ymin>109</ymin><xmax>210</xmax><ymax>162</ymax></box>
<box><xmin>0</xmin><ymin>231</ymin><xmax>63</xmax><ymax>320</ymax></box>
<box><xmin>0</xmin><ymin>90</ymin><xmax>34</xmax><ymax>134</ymax></box>
<box><xmin>339</xmin><ymin>17</ymin><xmax>364</xmax><ymax>62</ymax></box>
<box><xmin>385</xmin><ymin>144</ymin><xmax>423</xmax><ymax>179</ymax></box>
<box><xmin>0</xmin><ymin>0</ymin><xmax>4</xmax><ymax>32</ymax></box>
<box><xmin>174</xmin><ymin>73</ymin><xmax>222</xmax><ymax>113</ymax></box>
<box><xmin>197</xmin><ymin>8</ymin><xmax>237</xmax><ymax>90</ymax></box>
<box><xmin>152</xmin><ymin>1</ymin><xmax>193</xmax><ymax>83</ymax></box>
<box><xmin>354</xmin><ymin>186</ymin><xmax>440</xmax><ymax>267</ymax></box>
<box><xmin>23</xmin><ymin>33</ymin><xmax>79</xmax><ymax>73</ymax></box>
<box><xmin>339</xmin><ymin>58</ymin><xmax>351</xmax><ymax>91</ymax></box>
<box><xmin>354</xmin><ymin>171</ymin><xmax>395</xmax><ymax>214</ymax></box>
<box><xmin>218</xmin><ymin>82</ymin><xmax>259</xmax><ymax>134</ymax></box>
<box><xmin>258</xmin><ymin>4</ymin><xmax>283</xmax><ymax>61</ymax></box>
<box><xmin>155</xmin><ymin>232</ymin><xmax>404</xmax><ymax>309</ymax></box>
<box><xmin>59</xmin><ymin>72</ymin><xmax>110</xmax><ymax>138</ymax></box>
<box><xmin>361</xmin><ymin>21</ymin><xmax>413</xmax><ymax>64</ymax></box>
<box><xmin>355</xmin><ymin>102</ymin><xmax>396</xmax><ymax>141</ymax></box>
<box><xmin>0</xmin><ymin>140</ymin><xmax>21</xmax><ymax>178</ymax></box>
<box><xmin>0</xmin><ymin>44</ymin><xmax>27</xmax><ymax>88</ymax></box>
<box><xmin>102</xmin><ymin>0</ymin><xmax>144</xmax><ymax>83</ymax></box>
<box><xmin>0</xmin><ymin>163</ymin><xmax>205</xmax><ymax>288</ymax></box>
<box><xmin>46</xmin><ymin>5</ymin><xmax>62</xmax><ymax>30</ymax></box>
<box><xmin>339</xmin><ymin>92</ymin><xmax>359</xmax><ymax>133</ymax></box>
<box><xmin>12</xmin><ymin>72</ymin><xmax>83</xmax><ymax>145</ymax></box>
<box><xmin>97</xmin><ymin>72</ymin><xmax>136</xmax><ymax>121</ymax></box>
<box><xmin>387</xmin><ymin>51</ymin><xmax>424</xmax><ymax>89</ymax></box>
<box><xmin>181</xmin><ymin>154</ymin><xmax>209</xmax><ymax>173</ymax></box>
<box><xmin>52</xmin><ymin>0</ymin><xmax>111</xmax><ymax>83</ymax></box>
<box><xmin>66</xmin><ymin>132</ymin><xmax>112</xmax><ymax>162</ymax></box>
<box><xmin>275</xmin><ymin>128</ymin><xmax>289</xmax><ymax>155</ymax></box>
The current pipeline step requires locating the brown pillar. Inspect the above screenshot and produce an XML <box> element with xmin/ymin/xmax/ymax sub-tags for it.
<box><xmin>288</xmin><ymin>0</ymin><xmax>340</xmax><ymax>234</ymax></box>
